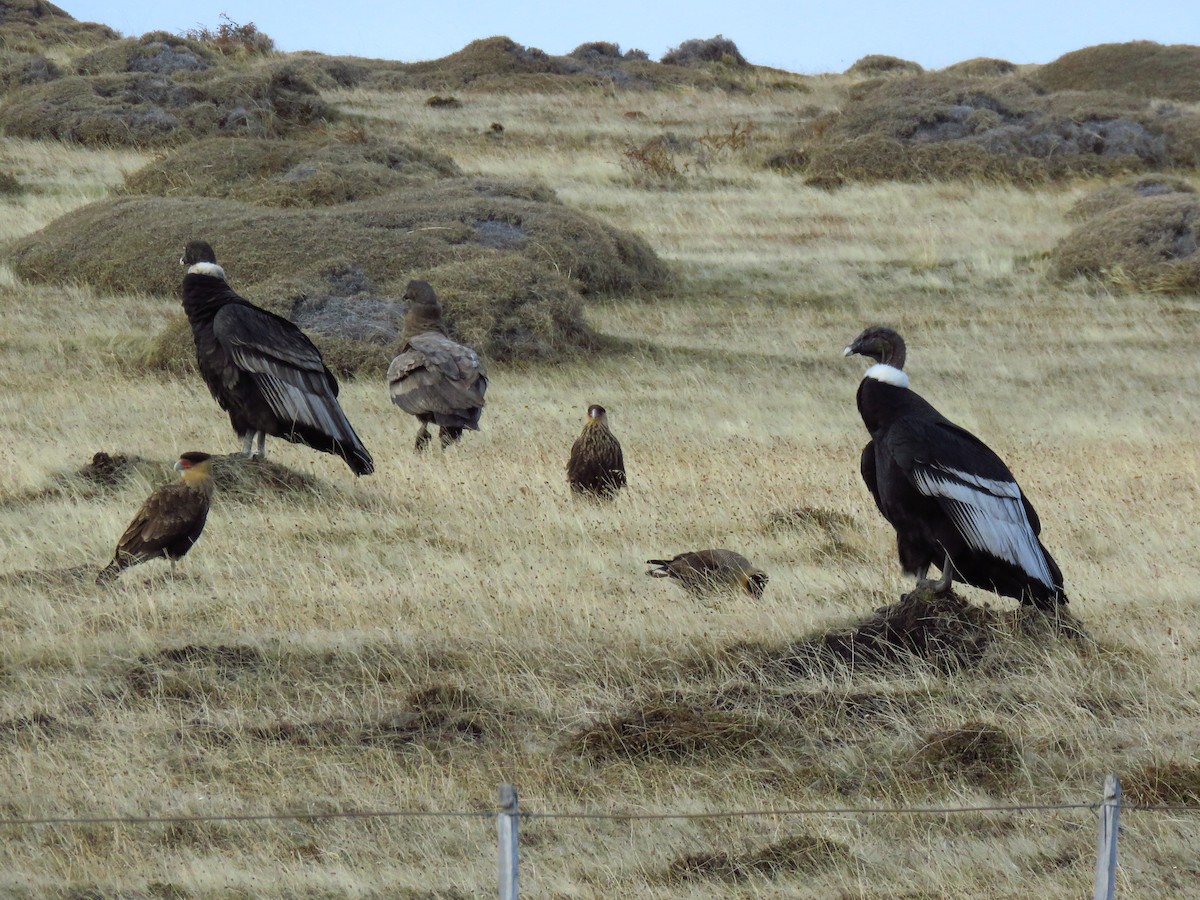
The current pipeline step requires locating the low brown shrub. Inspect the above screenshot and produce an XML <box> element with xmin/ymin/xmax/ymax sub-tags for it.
<box><xmin>661</xmin><ymin>35</ymin><xmax>748</xmax><ymax>68</ymax></box>
<box><xmin>123</xmin><ymin>135</ymin><xmax>461</xmax><ymax>206</ymax></box>
<box><xmin>913</xmin><ymin>721</ymin><xmax>1022</xmax><ymax>786</ymax></box>
<box><xmin>942</xmin><ymin>57</ymin><xmax>1018</xmax><ymax>78</ymax></box>
<box><xmin>0</xmin><ymin>60</ymin><xmax>335</xmax><ymax>146</ymax></box>
<box><xmin>0</xmin><ymin>1</ymin><xmax>117</xmax><ymax>55</ymax></box>
<box><xmin>846</xmin><ymin>54</ymin><xmax>923</xmax><ymax>77</ymax></box>
<box><xmin>1049</xmin><ymin>193</ymin><xmax>1200</xmax><ymax>293</ymax></box>
<box><xmin>1035</xmin><ymin>41</ymin><xmax>1200</xmax><ymax>102</ymax></box>
<box><xmin>666</xmin><ymin>834</ymin><xmax>852</xmax><ymax>883</ymax></box>
<box><xmin>5</xmin><ymin>180</ymin><xmax>668</xmax><ymax>369</ymax></box>
<box><xmin>75</xmin><ymin>31</ymin><xmax>216</xmax><ymax>76</ymax></box>
<box><xmin>789</xmin><ymin>72</ymin><xmax>1200</xmax><ymax>185</ymax></box>
<box><xmin>1067</xmin><ymin>174</ymin><xmax>1197</xmax><ymax>220</ymax></box>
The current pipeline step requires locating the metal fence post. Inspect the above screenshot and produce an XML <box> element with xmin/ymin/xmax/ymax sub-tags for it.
<box><xmin>1093</xmin><ymin>773</ymin><xmax>1121</xmax><ymax>900</ymax></box>
<box><xmin>498</xmin><ymin>783</ymin><xmax>519</xmax><ymax>899</ymax></box>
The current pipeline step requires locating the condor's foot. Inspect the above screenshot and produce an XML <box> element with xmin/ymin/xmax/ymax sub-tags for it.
<box><xmin>415</xmin><ymin>424</ymin><xmax>432</xmax><ymax>453</ymax></box>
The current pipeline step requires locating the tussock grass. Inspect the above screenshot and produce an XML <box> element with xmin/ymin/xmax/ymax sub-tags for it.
<box><xmin>1</xmin><ymin>65</ymin><xmax>1200</xmax><ymax>897</ymax></box>
<box><xmin>1034</xmin><ymin>41</ymin><xmax>1200</xmax><ymax>102</ymax></box>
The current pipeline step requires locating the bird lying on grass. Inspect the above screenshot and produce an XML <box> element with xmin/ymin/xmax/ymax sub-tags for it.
<box><xmin>646</xmin><ymin>549</ymin><xmax>768</xmax><ymax>599</ymax></box>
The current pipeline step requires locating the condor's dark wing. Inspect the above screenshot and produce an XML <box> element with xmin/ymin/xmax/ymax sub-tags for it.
<box><xmin>886</xmin><ymin>415</ymin><xmax>1055</xmax><ymax>590</ymax></box>
<box><xmin>213</xmin><ymin>304</ymin><xmax>374</xmax><ymax>474</ymax></box>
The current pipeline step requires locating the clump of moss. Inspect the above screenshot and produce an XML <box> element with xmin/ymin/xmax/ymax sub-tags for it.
<box><xmin>1034</xmin><ymin>41</ymin><xmax>1200</xmax><ymax>102</ymax></box>
<box><xmin>123</xmin><ymin>135</ymin><xmax>461</xmax><ymax>206</ymax></box>
<box><xmin>1049</xmin><ymin>193</ymin><xmax>1200</xmax><ymax>293</ymax></box>
<box><xmin>846</xmin><ymin>54</ymin><xmax>923</xmax><ymax>77</ymax></box>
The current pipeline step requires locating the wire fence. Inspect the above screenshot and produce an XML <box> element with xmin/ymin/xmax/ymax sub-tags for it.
<box><xmin>1</xmin><ymin>778</ymin><xmax>1196</xmax><ymax>899</ymax></box>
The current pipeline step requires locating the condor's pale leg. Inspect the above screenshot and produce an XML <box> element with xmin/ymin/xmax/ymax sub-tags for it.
<box><xmin>254</xmin><ymin>431</ymin><xmax>267</xmax><ymax>459</ymax></box>
<box><xmin>917</xmin><ymin>552</ymin><xmax>955</xmax><ymax>595</ymax></box>
<box><xmin>240</xmin><ymin>432</ymin><xmax>254</xmax><ymax>457</ymax></box>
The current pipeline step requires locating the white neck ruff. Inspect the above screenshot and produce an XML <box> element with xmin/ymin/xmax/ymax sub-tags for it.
<box><xmin>187</xmin><ymin>262</ymin><xmax>226</xmax><ymax>280</ymax></box>
<box><xmin>864</xmin><ymin>363</ymin><xmax>909</xmax><ymax>388</ymax></box>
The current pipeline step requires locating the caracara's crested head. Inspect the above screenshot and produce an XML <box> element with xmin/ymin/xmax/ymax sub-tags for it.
<box><xmin>174</xmin><ymin>451</ymin><xmax>214</xmax><ymax>480</ymax></box>
<box><xmin>586</xmin><ymin>404</ymin><xmax>608</xmax><ymax>423</ymax></box>
<box><xmin>844</xmin><ymin>326</ymin><xmax>909</xmax><ymax>386</ymax></box>
<box><xmin>180</xmin><ymin>241</ymin><xmax>225</xmax><ymax>279</ymax></box>
<box><xmin>402</xmin><ymin>280</ymin><xmax>445</xmax><ymax>336</ymax></box>
<box><xmin>744</xmin><ymin>570</ymin><xmax>769</xmax><ymax>599</ymax></box>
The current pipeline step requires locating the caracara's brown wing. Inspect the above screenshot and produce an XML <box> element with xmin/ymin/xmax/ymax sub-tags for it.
<box><xmin>388</xmin><ymin>333</ymin><xmax>487</xmax><ymax>425</ymax></box>
<box><xmin>567</xmin><ymin>426</ymin><xmax>625</xmax><ymax>495</ymax></box>
<box><xmin>114</xmin><ymin>481</ymin><xmax>210</xmax><ymax>561</ymax></box>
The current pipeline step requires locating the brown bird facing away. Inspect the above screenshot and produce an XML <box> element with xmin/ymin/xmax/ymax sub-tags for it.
<box><xmin>646</xmin><ymin>549</ymin><xmax>769</xmax><ymax>599</ymax></box>
<box><xmin>179</xmin><ymin>241</ymin><xmax>374</xmax><ymax>476</ymax></box>
<box><xmin>566</xmin><ymin>404</ymin><xmax>626</xmax><ymax>499</ymax></box>
<box><xmin>387</xmin><ymin>280</ymin><xmax>488</xmax><ymax>452</ymax></box>
<box><xmin>96</xmin><ymin>452</ymin><xmax>215</xmax><ymax>583</ymax></box>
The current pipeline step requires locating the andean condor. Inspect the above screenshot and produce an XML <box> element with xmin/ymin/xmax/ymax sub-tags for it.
<box><xmin>179</xmin><ymin>241</ymin><xmax>374</xmax><ymax>475</ymax></box>
<box><xmin>844</xmin><ymin>326</ymin><xmax>1067</xmax><ymax>609</ymax></box>
<box><xmin>97</xmin><ymin>451</ymin><xmax>215</xmax><ymax>582</ymax></box>
<box><xmin>566</xmin><ymin>404</ymin><xmax>626</xmax><ymax>499</ymax></box>
<box><xmin>386</xmin><ymin>280</ymin><xmax>488</xmax><ymax>452</ymax></box>
<box><xmin>646</xmin><ymin>549</ymin><xmax>769</xmax><ymax>599</ymax></box>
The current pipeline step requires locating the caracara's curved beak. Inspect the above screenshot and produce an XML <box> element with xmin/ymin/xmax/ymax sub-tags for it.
<box><xmin>173</xmin><ymin>460</ymin><xmax>187</xmax><ymax>472</ymax></box>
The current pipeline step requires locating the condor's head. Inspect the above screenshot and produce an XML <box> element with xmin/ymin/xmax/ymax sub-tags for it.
<box><xmin>843</xmin><ymin>326</ymin><xmax>907</xmax><ymax>369</ymax></box>
<box><xmin>180</xmin><ymin>241</ymin><xmax>226</xmax><ymax>280</ymax></box>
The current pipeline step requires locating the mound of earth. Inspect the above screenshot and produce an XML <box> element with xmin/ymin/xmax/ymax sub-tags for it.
<box><xmin>0</xmin><ymin>54</ymin><xmax>336</xmax><ymax>146</ymax></box>
<box><xmin>0</xmin><ymin>1</ymin><xmax>117</xmax><ymax>52</ymax></box>
<box><xmin>1050</xmin><ymin>192</ymin><xmax>1200</xmax><ymax>293</ymax></box>
<box><xmin>4</xmin><ymin>180</ymin><xmax>668</xmax><ymax>368</ymax></box>
<box><xmin>123</xmin><ymin>135</ymin><xmax>462</xmax><ymax>207</ymax></box>
<box><xmin>845</xmin><ymin>54</ymin><xmax>923</xmax><ymax>77</ymax></box>
<box><xmin>941</xmin><ymin>57</ymin><xmax>1018</xmax><ymax>78</ymax></box>
<box><xmin>1034</xmin><ymin>41</ymin><xmax>1200</xmax><ymax>102</ymax></box>
<box><xmin>786</xmin><ymin>71</ymin><xmax>1200</xmax><ymax>185</ymax></box>
<box><xmin>1066</xmin><ymin>175</ymin><xmax>1197</xmax><ymax>221</ymax></box>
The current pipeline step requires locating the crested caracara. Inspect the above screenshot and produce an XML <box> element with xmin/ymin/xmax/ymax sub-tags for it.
<box><xmin>179</xmin><ymin>241</ymin><xmax>374</xmax><ymax>475</ymax></box>
<box><xmin>567</xmin><ymin>404</ymin><xmax>626</xmax><ymax>498</ymax></box>
<box><xmin>387</xmin><ymin>280</ymin><xmax>488</xmax><ymax>452</ymax></box>
<box><xmin>844</xmin><ymin>325</ymin><xmax>1066</xmax><ymax>609</ymax></box>
<box><xmin>97</xmin><ymin>451</ymin><xmax>215</xmax><ymax>582</ymax></box>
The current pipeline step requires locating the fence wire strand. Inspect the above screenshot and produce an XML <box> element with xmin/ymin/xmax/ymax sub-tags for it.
<box><xmin>0</xmin><ymin>799</ymin><xmax>1197</xmax><ymax>829</ymax></box>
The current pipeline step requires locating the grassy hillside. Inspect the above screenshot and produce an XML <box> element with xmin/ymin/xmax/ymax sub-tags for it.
<box><xmin>1</xmin><ymin>17</ymin><xmax>1199</xmax><ymax>898</ymax></box>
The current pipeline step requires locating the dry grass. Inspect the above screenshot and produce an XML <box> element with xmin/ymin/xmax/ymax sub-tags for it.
<box><xmin>2</xmin><ymin>64</ymin><xmax>1200</xmax><ymax>899</ymax></box>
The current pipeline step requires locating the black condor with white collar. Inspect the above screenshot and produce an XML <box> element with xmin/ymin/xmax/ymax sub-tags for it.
<box><xmin>180</xmin><ymin>241</ymin><xmax>374</xmax><ymax>476</ymax></box>
<box><xmin>844</xmin><ymin>326</ymin><xmax>1066</xmax><ymax>609</ymax></box>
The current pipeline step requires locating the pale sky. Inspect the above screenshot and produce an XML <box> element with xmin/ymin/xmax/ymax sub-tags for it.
<box><xmin>65</xmin><ymin>0</ymin><xmax>1197</xmax><ymax>74</ymax></box>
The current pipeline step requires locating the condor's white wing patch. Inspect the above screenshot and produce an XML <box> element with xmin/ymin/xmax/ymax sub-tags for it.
<box><xmin>910</xmin><ymin>463</ymin><xmax>1055</xmax><ymax>588</ymax></box>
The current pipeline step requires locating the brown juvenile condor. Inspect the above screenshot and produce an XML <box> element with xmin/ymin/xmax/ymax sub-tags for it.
<box><xmin>844</xmin><ymin>325</ymin><xmax>1066</xmax><ymax>609</ymax></box>
<box><xmin>179</xmin><ymin>241</ymin><xmax>374</xmax><ymax>476</ymax></box>
<box><xmin>566</xmin><ymin>404</ymin><xmax>626</xmax><ymax>499</ymax></box>
<box><xmin>387</xmin><ymin>280</ymin><xmax>488</xmax><ymax>452</ymax></box>
<box><xmin>646</xmin><ymin>550</ymin><xmax>768</xmax><ymax>599</ymax></box>
<box><xmin>97</xmin><ymin>452</ymin><xmax>215</xmax><ymax>582</ymax></box>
